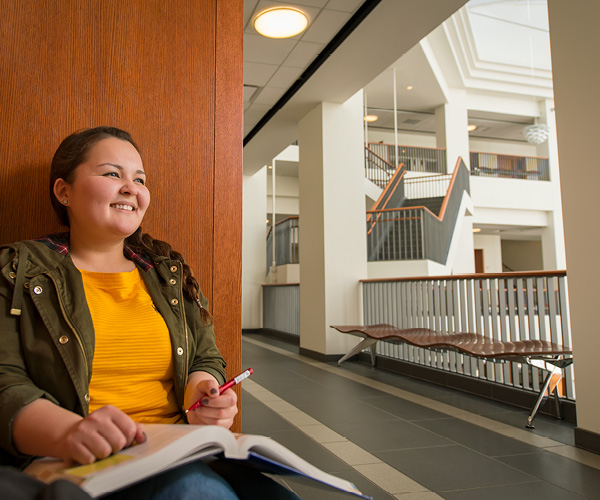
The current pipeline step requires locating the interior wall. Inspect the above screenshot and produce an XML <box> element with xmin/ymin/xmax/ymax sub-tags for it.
<box><xmin>500</xmin><ymin>240</ymin><xmax>543</xmax><ymax>272</ymax></box>
<box><xmin>473</xmin><ymin>234</ymin><xmax>502</xmax><ymax>273</ymax></box>
<box><xmin>0</xmin><ymin>0</ymin><xmax>243</xmax><ymax>427</ymax></box>
<box><xmin>548</xmin><ymin>0</ymin><xmax>600</xmax><ymax>443</ymax></box>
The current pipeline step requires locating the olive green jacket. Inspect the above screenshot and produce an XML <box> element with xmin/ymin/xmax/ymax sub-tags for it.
<box><xmin>0</xmin><ymin>235</ymin><xmax>226</xmax><ymax>467</ymax></box>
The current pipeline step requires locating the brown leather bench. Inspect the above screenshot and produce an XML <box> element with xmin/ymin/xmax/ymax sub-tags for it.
<box><xmin>331</xmin><ymin>324</ymin><xmax>573</xmax><ymax>428</ymax></box>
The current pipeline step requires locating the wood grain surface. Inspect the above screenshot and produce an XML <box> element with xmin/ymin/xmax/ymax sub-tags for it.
<box><xmin>0</xmin><ymin>0</ymin><xmax>243</xmax><ymax>429</ymax></box>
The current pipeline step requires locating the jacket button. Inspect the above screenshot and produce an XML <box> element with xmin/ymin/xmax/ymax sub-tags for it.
<box><xmin>84</xmin><ymin>393</ymin><xmax>90</xmax><ymax>403</ymax></box>
<box><xmin>8</xmin><ymin>271</ymin><xmax>16</xmax><ymax>279</ymax></box>
<box><xmin>169</xmin><ymin>278</ymin><xmax>177</xmax><ymax>285</ymax></box>
<box><xmin>170</xmin><ymin>265</ymin><xmax>178</xmax><ymax>272</ymax></box>
<box><xmin>33</xmin><ymin>286</ymin><xmax>43</xmax><ymax>295</ymax></box>
<box><xmin>177</xmin><ymin>347</ymin><xmax>184</xmax><ymax>356</ymax></box>
<box><xmin>171</xmin><ymin>298</ymin><xmax>179</xmax><ymax>306</ymax></box>
<box><xmin>59</xmin><ymin>335</ymin><xmax>69</xmax><ymax>344</ymax></box>
<box><xmin>24</xmin><ymin>282</ymin><xmax>29</xmax><ymax>288</ymax></box>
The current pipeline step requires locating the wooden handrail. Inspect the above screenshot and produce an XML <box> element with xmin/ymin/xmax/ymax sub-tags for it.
<box><xmin>369</xmin><ymin>142</ymin><xmax>447</xmax><ymax>152</ymax></box>
<box><xmin>360</xmin><ymin>270</ymin><xmax>567</xmax><ymax>283</ymax></box>
<box><xmin>370</xmin><ymin>163</ymin><xmax>406</xmax><ymax>212</ymax></box>
<box><xmin>365</xmin><ymin>146</ymin><xmax>395</xmax><ymax>168</ymax></box>
<box><xmin>261</xmin><ymin>282</ymin><xmax>299</xmax><ymax>287</ymax></box>
<box><xmin>470</xmin><ymin>150</ymin><xmax>550</xmax><ymax>161</ymax></box>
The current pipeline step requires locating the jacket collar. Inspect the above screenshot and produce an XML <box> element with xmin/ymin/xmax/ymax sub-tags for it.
<box><xmin>35</xmin><ymin>232</ymin><xmax>155</xmax><ymax>272</ymax></box>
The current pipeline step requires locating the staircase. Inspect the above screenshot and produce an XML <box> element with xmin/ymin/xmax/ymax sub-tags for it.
<box><xmin>365</xmin><ymin>148</ymin><xmax>470</xmax><ymax>264</ymax></box>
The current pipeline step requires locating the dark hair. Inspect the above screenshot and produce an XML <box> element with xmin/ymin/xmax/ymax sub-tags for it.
<box><xmin>49</xmin><ymin>126</ymin><xmax>141</xmax><ymax>227</ymax></box>
<box><xmin>50</xmin><ymin>127</ymin><xmax>211</xmax><ymax>324</ymax></box>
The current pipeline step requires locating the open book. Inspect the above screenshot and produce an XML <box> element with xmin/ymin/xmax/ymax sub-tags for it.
<box><xmin>25</xmin><ymin>424</ymin><xmax>372</xmax><ymax>499</ymax></box>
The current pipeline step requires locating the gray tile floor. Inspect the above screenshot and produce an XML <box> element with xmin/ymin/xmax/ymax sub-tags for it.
<box><xmin>240</xmin><ymin>333</ymin><xmax>600</xmax><ymax>500</ymax></box>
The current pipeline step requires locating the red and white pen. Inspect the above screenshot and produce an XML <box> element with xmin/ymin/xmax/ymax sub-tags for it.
<box><xmin>185</xmin><ymin>368</ymin><xmax>254</xmax><ymax>413</ymax></box>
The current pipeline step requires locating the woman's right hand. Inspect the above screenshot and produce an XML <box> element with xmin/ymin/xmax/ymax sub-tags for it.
<box><xmin>59</xmin><ymin>405</ymin><xmax>146</xmax><ymax>464</ymax></box>
<box><xmin>12</xmin><ymin>399</ymin><xmax>146</xmax><ymax>465</ymax></box>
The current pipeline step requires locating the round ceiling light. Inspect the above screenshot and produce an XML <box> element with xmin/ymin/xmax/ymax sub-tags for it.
<box><xmin>254</xmin><ymin>7</ymin><xmax>309</xmax><ymax>39</ymax></box>
<box><xmin>363</xmin><ymin>115</ymin><xmax>378</xmax><ymax>122</ymax></box>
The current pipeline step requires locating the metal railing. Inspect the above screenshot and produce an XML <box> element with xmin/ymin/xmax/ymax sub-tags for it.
<box><xmin>404</xmin><ymin>173</ymin><xmax>452</xmax><ymax>199</ymax></box>
<box><xmin>262</xmin><ymin>283</ymin><xmax>300</xmax><ymax>336</ymax></box>
<box><xmin>266</xmin><ymin>216</ymin><xmax>299</xmax><ymax>274</ymax></box>
<box><xmin>365</xmin><ymin>147</ymin><xmax>395</xmax><ymax>188</ymax></box>
<box><xmin>368</xmin><ymin>143</ymin><xmax>447</xmax><ymax>174</ymax></box>
<box><xmin>367</xmin><ymin>159</ymin><xmax>470</xmax><ymax>263</ymax></box>
<box><xmin>361</xmin><ymin>271</ymin><xmax>574</xmax><ymax>400</ymax></box>
<box><xmin>470</xmin><ymin>152</ymin><xmax>550</xmax><ymax>181</ymax></box>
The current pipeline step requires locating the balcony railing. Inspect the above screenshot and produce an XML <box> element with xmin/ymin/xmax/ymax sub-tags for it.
<box><xmin>266</xmin><ymin>216</ymin><xmax>299</xmax><ymax>273</ymax></box>
<box><xmin>365</xmin><ymin>147</ymin><xmax>395</xmax><ymax>188</ymax></box>
<box><xmin>404</xmin><ymin>173</ymin><xmax>452</xmax><ymax>199</ymax></box>
<box><xmin>367</xmin><ymin>159</ymin><xmax>470</xmax><ymax>264</ymax></box>
<box><xmin>368</xmin><ymin>143</ymin><xmax>447</xmax><ymax>174</ymax></box>
<box><xmin>470</xmin><ymin>151</ymin><xmax>550</xmax><ymax>181</ymax></box>
<box><xmin>361</xmin><ymin>271</ymin><xmax>574</xmax><ymax>400</ymax></box>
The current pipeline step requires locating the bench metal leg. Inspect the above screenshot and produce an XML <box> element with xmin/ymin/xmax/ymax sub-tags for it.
<box><xmin>526</xmin><ymin>363</ymin><xmax>563</xmax><ymax>429</ymax></box>
<box><xmin>338</xmin><ymin>338</ymin><xmax>378</xmax><ymax>366</ymax></box>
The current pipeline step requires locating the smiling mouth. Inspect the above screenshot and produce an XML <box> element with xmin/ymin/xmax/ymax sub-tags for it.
<box><xmin>110</xmin><ymin>204</ymin><xmax>136</xmax><ymax>212</ymax></box>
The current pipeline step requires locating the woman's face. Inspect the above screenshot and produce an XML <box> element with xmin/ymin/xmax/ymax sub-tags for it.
<box><xmin>56</xmin><ymin>137</ymin><xmax>150</xmax><ymax>242</ymax></box>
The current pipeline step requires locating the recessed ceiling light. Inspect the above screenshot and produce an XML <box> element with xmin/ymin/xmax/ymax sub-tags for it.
<box><xmin>267</xmin><ymin>165</ymin><xmax>273</xmax><ymax>169</ymax></box>
<box><xmin>467</xmin><ymin>124</ymin><xmax>478</xmax><ymax>132</ymax></box>
<box><xmin>364</xmin><ymin>115</ymin><xmax>378</xmax><ymax>122</ymax></box>
<box><xmin>254</xmin><ymin>7</ymin><xmax>309</xmax><ymax>39</ymax></box>
<box><xmin>472</xmin><ymin>227</ymin><xmax>481</xmax><ymax>233</ymax></box>
<box><xmin>406</xmin><ymin>85</ymin><xmax>414</xmax><ymax>91</ymax></box>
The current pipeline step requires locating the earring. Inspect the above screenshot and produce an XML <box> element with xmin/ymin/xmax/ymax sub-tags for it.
<box><xmin>62</xmin><ymin>199</ymin><xmax>68</xmax><ymax>205</ymax></box>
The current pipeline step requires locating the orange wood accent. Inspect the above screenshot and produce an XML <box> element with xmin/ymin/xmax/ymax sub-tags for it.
<box><xmin>0</xmin><ymin>0</ymin><xmax>243</xmax><ymax>430</ymax></box>
<box><xmin>474</xmin><ymin>249</ymin><xmax>485</xmax><ymax>274</ymax></box>
<box><xmin>262</xmin><ymin>283</ymin><xmax>301</xmax><ymax>287</ymax></box>
<box><xmin>369</xmin><ymin>142</ymin><xmax>447</xmax><ymax>152</ymax></box>
<box><xmin>470</xmin><ymin>149</ymin><xmax>550</xmax><ymax>161</ymax></box>
<box><xmin>213</xmin><ymin>0</ymin><xmax>243</xmax><ymax>431</ymax></box>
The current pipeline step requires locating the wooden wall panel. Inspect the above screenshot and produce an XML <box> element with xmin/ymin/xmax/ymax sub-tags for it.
<box><xmin>0</xmin><ymin>0</ymin><xmax>242</xmax><ymax>428</ymax></box>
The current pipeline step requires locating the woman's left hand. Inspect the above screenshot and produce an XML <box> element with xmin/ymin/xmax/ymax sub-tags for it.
<box><xmin>184</xmin><ymin>372</ymin><xmax>238</xmax><ymax>428</ymax></box>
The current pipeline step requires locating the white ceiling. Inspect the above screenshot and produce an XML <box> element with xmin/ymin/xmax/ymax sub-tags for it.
<box><xmin>243</xmin><ymin>0</ymin><xmax>364</xmax><ymax>136</ymax></box>
<box><xmin>243</xmin><ymin>0</ymin><xmax>470</xmax><ymax>174</ymax></box>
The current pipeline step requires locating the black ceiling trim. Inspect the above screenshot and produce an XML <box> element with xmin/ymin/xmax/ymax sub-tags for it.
<box><xmin>243</xmin><ymin>0</ymin><xmax>383</xmax><ymax>147</ymax></box>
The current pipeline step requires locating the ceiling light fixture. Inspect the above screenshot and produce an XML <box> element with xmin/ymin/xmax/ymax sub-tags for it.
<box><xmin>467</xmin><ymin>124</ymin><xmax>477</xmax><ymax>132</ymax></box>
<box><xmin>363</xmin><ymin>115</ymin><xmax>378</xmax><ymax>122</ymax></box>
<box><xmin>523</xmin><ymin>123</ymin><xmax>549</xmax><ymax>144</ymax></box>
<box><xmin>472</xmin><ymin>227</ymin><xmax>481</xmax><ymax>233</ymax></box>
<box><xmin>406</xmin><ymin>85</ymin><xmax>414</xmax><ymax>91</ymax></box>
<box><xmin>254</xmin><ymin>7</ymin><xmax>309</xmax><ymax>39</ymax></box>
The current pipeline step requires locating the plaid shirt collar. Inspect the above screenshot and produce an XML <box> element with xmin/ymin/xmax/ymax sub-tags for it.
<box><xmin>36</xmin><ymin>233</ymin><xmax>155</xmax><ymax>272</ymax></box>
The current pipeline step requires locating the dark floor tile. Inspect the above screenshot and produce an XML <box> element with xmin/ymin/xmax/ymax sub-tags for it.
<box><xmin>267</xmin><ymin>428</ymin><xmax>355</xmax><ymax>474</ymax></box>
<box><xmin>440</xmin><ymin>480</ymin><xmax>586</xmax><ymax>500</ymax></box>
<box><xmin>434</xmin><ymin>393</ymin><xmax>525</xmax><ymax>416</ymax></box>
<box><xmin>365</xmin><ymin>395</ymin><xmax>449</xmax><ymax>421</ymax></box>
<box><xmin>295</xmin><ymin>397</ymin><xmax>400</xmax><ymax>428</ymax></box>
<box><xmin>241</xmin><ymin>398</ymin><xmax>297</xmax><ymax>435</ymax></box>
<box><xmin>334</xmin><ymin>419</ymin><xmax>453</xmax><ymax>453</ymax></box>
<box><xmin>283</xmin><ymin>469</ymin><xmax>395</xmax><ymax>500</ymax></box>
<box><xmin>376</xmin><ymin>445</ymin><xmax>534</xmax><ymax>491</ymax></box>
<box><xmin>417</xmin><ymin>418</ymin><xmax>540</xmax><ymax>457</ymax></box>
<box><xmin>498</xmin><ymin>451</ymin><xmax>600</xmax><ymax>499</ymax></box>
<box><xmin>489</xmin><ymin>411</ymin><xmax>576</xmax><ymax>446</ymax></box>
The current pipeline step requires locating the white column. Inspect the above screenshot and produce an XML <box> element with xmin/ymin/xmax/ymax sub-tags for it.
<box><xmin>548</xmin><ymin>0</ymin><xmax>600</xmax><ymax>444</ymax></box>
<box><xmin>435</xmin><ymin>88</ymin><xmax>470</xmax><ymax>172</ymax></box>
<box><xmin>242</xmin><ymin>167</ymin><xmax>267</xmax><ymax>330</ymax></box>
<box><xmin>536</xmin><ymin>98</ymin><xmax>566</xmax><ymax>270</ymax></box>
<box><xmin>298</xmin><ymin>90</ymin><xmax>368</xmax><ymax>356</ymax></box>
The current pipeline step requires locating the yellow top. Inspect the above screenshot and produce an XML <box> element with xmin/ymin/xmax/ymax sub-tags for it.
<box><xmin>81</xmin><ymin>268</ymin><xmax>182</xmax><ymax>424</ymax></box>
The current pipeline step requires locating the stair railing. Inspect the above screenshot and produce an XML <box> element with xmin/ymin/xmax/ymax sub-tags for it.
<box><xmin>367</xmin><ymin>158</ymin><xmax>470</xmax><ymax>263</ymax></box>
<box><xmin>364</xmin><ymin>147</ymin><xmax>396</xmax><ymax>188</ymax></box>
<box><xmin>266</xmin><ymin>216</ymin><xmax>300</xmax><ymax>274</ymax></box>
